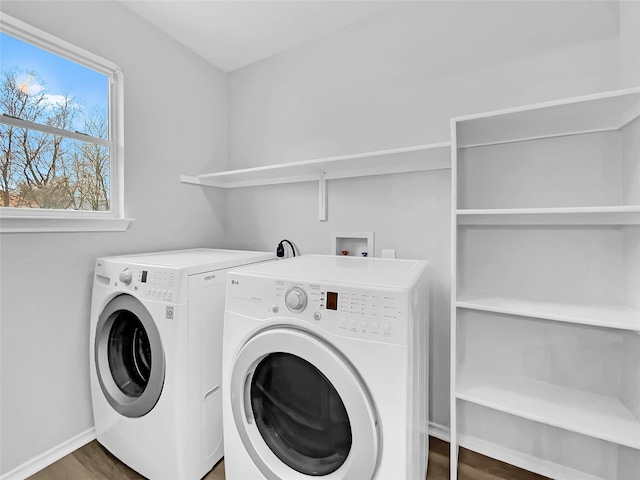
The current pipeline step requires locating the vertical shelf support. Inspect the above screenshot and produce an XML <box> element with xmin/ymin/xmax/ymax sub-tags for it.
<box><xmin>319</xmin><ymin>172</ymin><xmax>327</xmax><ymax>222</ymax></box>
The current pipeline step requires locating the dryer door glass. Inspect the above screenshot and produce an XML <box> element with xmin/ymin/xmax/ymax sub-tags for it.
<box><xmin>95</xmin><ymin>294</ymin><xmax>165</xmax><ymax>418</ymax></box>
<box><xmin>250</xmin><ymin>352</ymin><xmax>352</xmax><ymax>476</ymax></box>
<box><xmin>108</xmin><ymin>310</ymin><xmax>152</xmax><ymax>397</ymax></box>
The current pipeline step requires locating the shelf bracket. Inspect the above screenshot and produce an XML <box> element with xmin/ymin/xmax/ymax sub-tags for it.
<box><xmin>319</xmin><ymin>172</ymin><xmax>327</xmax><ymax>222</ymax></box>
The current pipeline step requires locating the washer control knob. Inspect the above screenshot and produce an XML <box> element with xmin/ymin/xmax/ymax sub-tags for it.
<box><xmin>285</xmin><ymin>287</ymin><xmax>308</xmax><ymax>312</ymax></box>
<box><xmin>119</xmin><ymin>268</ymin><xmax>133</xmax><ymax>286</ymax></box>
<box><xmin>313</xmin><ymin>312</ymin><xmax>322</xmax><ymax>321</ymax></box>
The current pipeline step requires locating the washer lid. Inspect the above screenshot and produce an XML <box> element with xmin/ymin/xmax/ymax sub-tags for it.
<box><xmin>228</xmin><ymin>254</ymin><xmax>427</xmax><ymax>289</ymax></box>
<box><xmin>230</xmin><ymin>327</ymin><xmax>379</xmax><ymax>480</ymax></box>
<box><xmin>98</xmin><ymin>249</ymin><xmax>275</xmax><ymax>276</ymax></box>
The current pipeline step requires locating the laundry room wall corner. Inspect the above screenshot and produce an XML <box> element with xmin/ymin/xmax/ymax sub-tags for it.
<box><xmin>225</xmin><ymin>0</ymin><xmax>621</xmax><ymax>430</ymax></box>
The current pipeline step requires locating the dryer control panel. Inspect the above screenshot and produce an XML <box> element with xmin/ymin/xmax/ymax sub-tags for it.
<box><xmin>135</xmin><ymin>268</ymin><xmax>178</xmax><ymax>302</ymax></box>
<box><xmin>96</xmin><ymin>259</ymin><xmax>182</xmax><ymax>303</ymax></box>
<box><xmin>226</xmin><ymin>274</ymin><xmax>410</xmax><ymax>346</ymax></box>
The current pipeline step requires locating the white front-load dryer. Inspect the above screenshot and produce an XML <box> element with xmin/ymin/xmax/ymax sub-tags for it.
<box><xmin>89</xmin><ymin>248</ymin><xmax>274</xmax><ymax>480</ymax></box>
<box><xmin>222</xmin><ymin>255</ymin><xmax>429</xmax><ymax>480</ymax></box>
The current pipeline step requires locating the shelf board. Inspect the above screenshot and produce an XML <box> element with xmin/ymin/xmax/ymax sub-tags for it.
<box><xmin>181</xmin><ymin>142</ymin><xmax>451</xmax><ymax>188</ymax></box>
<box><xmin>459</xmin><ymin>433</ymin><xmax>606</xmax><ymax>480</ymax></box>
<box><xmin>456</xmin><ymin>206</ymin><xmax>640</xmax><ymax>225</ymax></box>
<box><xmin>456</xmin><ymin>370</ymin><xmax>640</xmax><ymax>449</ymax></box>
<box><xmin>456</xmin><ymin>291</ymin><xmax>640</xmax><ymax>331</ymax></box>
<box><xmin>454</xmin><ymin>87</ymin><xmax>640</xmax><ymax>148</ymax></box>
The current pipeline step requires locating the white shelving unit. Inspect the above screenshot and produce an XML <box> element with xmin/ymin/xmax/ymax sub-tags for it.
<box><xmin>181</xmin><ymin>142</ymin><xmax>450</xmax><ymax>221</ymax></box>
<box><xmin>451</xmin><ymin>88</ymin><xmax>640</xmax><ymax>480</ymax></box>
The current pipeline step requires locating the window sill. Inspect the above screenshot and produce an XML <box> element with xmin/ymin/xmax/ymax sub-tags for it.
<box><xmin>0</xmin><ymin>215</ymin><xmax>134</xmax><ymax>233</ymax></box>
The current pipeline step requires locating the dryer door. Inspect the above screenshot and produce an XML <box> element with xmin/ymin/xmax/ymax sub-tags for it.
<box><xmin>230</xmin><ymin>327</ymin><xmax>379</xmax><ymax>480</ymax></box>
<box><xmin>94</xmin><ymin>294</ymin><xmax>165</xmax><ymax>418</ymax></box>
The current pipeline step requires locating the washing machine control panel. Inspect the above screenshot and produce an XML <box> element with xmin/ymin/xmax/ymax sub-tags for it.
<box><xmin>109</xmin><ymin>264</ymin><xmax>179</xmax><ymax>303</ymax></box>
<box><xmin>138</xmin><ymin>269</ymin><xmax>178</xmax><ymax>302</ymax></box>
<box><xmin>270</xmin><ymin>280</ymin><xmax>407</xmax><ymax>344</ymax></box>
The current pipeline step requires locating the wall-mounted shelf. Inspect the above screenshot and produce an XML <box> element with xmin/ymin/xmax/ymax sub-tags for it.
<box><xmin>181</xmin><ymin>142</ymin><xmax>451</xmax><ymax>221</ymax></box>
<box><xmin>457</xmin><ymin>206</ymin><xmax>640</xmax><ymax>225</ymax></box>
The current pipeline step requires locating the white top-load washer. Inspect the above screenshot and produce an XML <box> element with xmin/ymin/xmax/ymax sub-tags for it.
<box><xmin>89</xmin><ymin>248</ymin><xmax>274</xmax><ymax>480</ymax></box>
<box><xmin>222</xmin><ymin>255</ymin><xmax>429</xmax><ymax>480</ymax></box>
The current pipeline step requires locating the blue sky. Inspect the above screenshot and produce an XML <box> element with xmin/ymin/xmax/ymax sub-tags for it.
<box><xmin>1</xmin><ymin>32</ymin><xmax>108</xmax><ymax>113</ymax></box>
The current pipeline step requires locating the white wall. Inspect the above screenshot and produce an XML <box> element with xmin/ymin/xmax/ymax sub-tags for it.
<box><xmin>619</xmin><ymin>0</ymin><xmax>640</xmax><ymax>87</ymax></box>
<box><xmin>0</xmin><ymin>1</ymin><xmax>228</xmax><ymax>475</ymax></box>
<box><xmin>224</xmin><ymin>1</ymin><xmax>621</xmax><ymax>428</ymax></box>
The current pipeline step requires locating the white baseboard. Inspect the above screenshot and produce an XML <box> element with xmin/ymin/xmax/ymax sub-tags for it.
<box><xmin>428</xmin><ymin>423</ymin><xmax>604</xmax><ymax>480</ymax></box>
<box><xmin>0</xmin><ymin>422</ymin><xmax>449</xmax><ymax>480</ymax></box>
<box><xmin>1</xmin><ymin>427</ymin><xmax>96</xmax><ymax>480</ymax></box>
<box><xmin>0</xmin><ymin>423</ymin><xmax>605</xmax><ymax>480</ymax></box>
<box><xmin>428</xmin><ymin>421</ymin><xmax>450</xmax><ymax>442</ymax></box>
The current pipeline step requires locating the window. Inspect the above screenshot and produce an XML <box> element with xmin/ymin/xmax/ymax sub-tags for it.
<box><xmin>0</xmin><ymin>14</ymin><xmax>129</xmax><ymax>232</ymax></box>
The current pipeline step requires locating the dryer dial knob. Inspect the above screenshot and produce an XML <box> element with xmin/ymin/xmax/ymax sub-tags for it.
<box><xmin>285</xmin><ymin>287</ymin><xmax>308</xmax><ymax>313</ymax></box>
<box><xmin>119</xmin><ymin>268</ymin><xmax>133</xmax><ymax>286</ymax></box>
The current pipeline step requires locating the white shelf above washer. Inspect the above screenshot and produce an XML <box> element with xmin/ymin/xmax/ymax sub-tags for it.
<box><xmin>181</xmin><ymin>142</ymin><xmax>451</xmax><ymax>187</ymax></box>
<box><xmin>181</xmin><ymin>142</ymin><xmax>451</xmax><ymax>221</ymax></box>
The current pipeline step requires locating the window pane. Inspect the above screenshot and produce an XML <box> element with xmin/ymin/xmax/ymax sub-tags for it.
<box><xmin>0</xmin><ymin>124</ymin><xmax>110</xmax><ymax>210</ymax></box>
<box><xmin>0</xmin><ymin>32</ymin><xmax>109</xmax><ymax>139</ymax></box>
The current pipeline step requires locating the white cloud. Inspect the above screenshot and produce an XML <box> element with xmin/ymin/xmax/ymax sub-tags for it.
<box><xmin>27</xmin><ymin>82</ymin><xmax>44</xmax><ymax>95</ymax></box>
<box><xmin>42</xmin><ymin>94</ymin><xmax>69</xmax><ymax>107</ymax></box>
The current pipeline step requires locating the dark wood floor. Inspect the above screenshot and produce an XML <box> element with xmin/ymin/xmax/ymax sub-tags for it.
<box><xmin>28</xmin><ymin>436</ymin><xmax>549</xmax><ymax>480</ymax></box>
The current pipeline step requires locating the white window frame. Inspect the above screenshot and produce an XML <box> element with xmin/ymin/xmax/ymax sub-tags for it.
<box><xmin>0</xmin><ymin>14</ymin><xmax>132</xmax><ymax>233</ymax></box>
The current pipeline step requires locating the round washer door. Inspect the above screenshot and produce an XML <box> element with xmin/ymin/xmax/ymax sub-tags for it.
<box><xmin>230</xmin><ymin>327</ymin><xmax>379</xmax><ymax>480</ymax></box>
<box><xmin>95</xmin><ymin>294</ymin><xmax>165</xmax><ymax>418</ymax></box>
